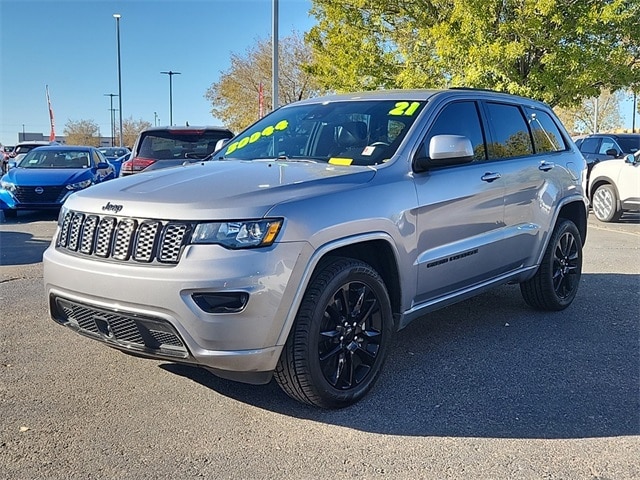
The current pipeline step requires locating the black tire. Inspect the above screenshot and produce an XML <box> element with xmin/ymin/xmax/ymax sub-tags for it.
<box><xmin>520</xmin><ymin>219</ymin><xmax>582</xmax><ymax>311</ymax></box>
<box><xmin>592</xmin><ymin>184</ymin><xmax>622</xmax><ymax>222</ymax></box>
<box><xmin>275</xmin><ymin>257</ymin><xmax>393</xmax><ymax>408</ymax></box>
<box><xmin>2</xmin><ymin>209</ymin><xmax>17</xmax><ymax>219</ymax></box>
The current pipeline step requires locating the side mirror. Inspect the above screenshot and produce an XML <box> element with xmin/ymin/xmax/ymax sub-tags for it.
<box><xmin>215</xmin><ymin>138</ymin><xmax>230</xmax><ymax>152</ymax></box>
<box><xmin>414</xmin><ymin>135</ymin><xmax>474</xmax><ymax>172</ymax></box>
<box><xmin>8</xmin><ymin>161</ymin><xmax>17</xmax><ymax>170</ymax></box>
<box><xmin>624</xmin><ymin>154</ymin><xmax>637</xmax><ymax>165</ymax></box>
<box><xmin>605</xmin><ymin>148</ymin><xmax>619</xmax><ymax>157</ymax></box>
<box><xmin>96</xmin><ymin>162</ymin><xmax>110</xmax><ymax>169</ymax></box>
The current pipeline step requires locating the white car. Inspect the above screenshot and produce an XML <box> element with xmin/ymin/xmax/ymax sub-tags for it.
<box><xmin>589</xmin><ymin>151</ymin><xmax>640</xmax><ymax>222</ymax></box>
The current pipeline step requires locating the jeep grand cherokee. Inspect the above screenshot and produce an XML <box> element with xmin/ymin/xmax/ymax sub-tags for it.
<box><xmin>44</xmin><ymin>89</ymin><xmax>588</xmax><ymax>408</ymax></box>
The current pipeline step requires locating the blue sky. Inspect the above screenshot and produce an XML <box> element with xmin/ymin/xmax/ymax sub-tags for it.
<box><xmin>0</xmin><ymin>0</ymin><xmax>316</xmax><ymax>144</ymax></box>
<box><xmin>1</xmin><ymin>0</ymin><xmax>637</xmax><ymax>146</ymax></box>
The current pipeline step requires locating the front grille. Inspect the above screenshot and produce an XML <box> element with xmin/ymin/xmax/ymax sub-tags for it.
<box><xmin>52</xmin><ymin>296</ymin><xmax>188</xmax><ymax>358</ymax></box>
<box><xmin>14</xmin><ymin>185</ymin><xmax>66</xmax><ymax>204</ymax></box>
<box><xmin>57</xmin><ymin>210</ymin><xmax>192</xmax><ymax>264</ymax></box>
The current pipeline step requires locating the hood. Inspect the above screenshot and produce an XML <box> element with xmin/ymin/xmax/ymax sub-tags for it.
<box><xmin>4</xmin><ymin>167</ymin><xmax>91</xmax><ymax>186</ymax></box>
<box><xmin>65</xmin><ymin>159</ymin><xmax>377</xmax><ymax>219</ymax></box>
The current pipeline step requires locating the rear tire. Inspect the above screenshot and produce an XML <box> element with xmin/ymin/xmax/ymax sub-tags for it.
<box><xmin>520</xmin><ymin>219</ymin><xmax>582</xmax><ymax>311</ymax></box>
<box><xmin>592</xmin><ymin>184</ymin><xmax>622</xmax><ymax>222</ymax></box>
<box><xmin>275</xmin><ymin>257</ymin><xmax>393</xmax><ymax>408</ymax></box>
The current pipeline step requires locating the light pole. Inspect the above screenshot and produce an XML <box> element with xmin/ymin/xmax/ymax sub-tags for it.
<box><xmin>160</xmin><ymin>71</ymin><xmax>181</xmax><ymax>125</ymax></box>
<box><xmin>104</xmin><ymin>93</ymin><xmax>118</xmax><ymax>146</ymax></box>
<box><xmin>633</xmin><ymin>91</ymin><xmax>637</xmax><ymax>133</ymax></box>
<box><xmin>154</xmin><ymin>111</ymin><xmax>159</xmax><ymax>126</ymax></box>
<box><xmin>113</xmin><ymin>13</ymin><xmax>123</xmax><ymax>146</ymax></box>
<box><xmin>272</xmin><ymin>0</ymin><xmax>279</xmax><ymax>110</ymax></box>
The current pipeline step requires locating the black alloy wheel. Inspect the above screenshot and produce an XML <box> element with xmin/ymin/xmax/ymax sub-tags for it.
<box><xmin>520</xmin><ymin>219</ymin><xmax>583</xmax><ymax>311</ymax></box>
<box><xmin>275</xmin><ymin>257</ymin><xmax>393</xmax><ymax>408</ymax></box>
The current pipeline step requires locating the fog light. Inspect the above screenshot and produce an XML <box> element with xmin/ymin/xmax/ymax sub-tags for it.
<box><xmin>192</xmin><ymin>292</ymin><xmax>249</xmax><ymax>313</ymax></box>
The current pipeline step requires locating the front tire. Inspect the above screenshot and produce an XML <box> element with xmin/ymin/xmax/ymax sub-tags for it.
<box><xmin>275</xmin><ymin>257</ymin><xmax>393</xmax><ymax>408</ymax></box>
<box><xmin>592</xmin><ymin>184</ymin><xmax>622</xmax><ymax>222</ymax></box>
<box><xmin>520</xmin><ymin>219</ymin><xmax>583</xmax><ymax>311</ymax></box>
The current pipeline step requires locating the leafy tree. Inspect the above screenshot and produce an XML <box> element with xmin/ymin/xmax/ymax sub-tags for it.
<box><xmin>205</xmin><ymin>32</ymin><xmax>324</xmax><ymax>132</ymax></box>
<box><xmin>63</xmin><ymin>119</ymin><xmax>100</xmax><ymax>146</ymax></box>
<box><xmin>115</xmin><ymin>117</ymin><xmax>152</xmax><ymax>148</ymax></box>
<box><xmin>555</xmin><ymin>91</ymin><xmax>623</xmax><ymax>134</ymax></box>
<box><xmin>307</xmin><ymin>0</ymin><xmax>640</xmax><ymax>107</ymax></box>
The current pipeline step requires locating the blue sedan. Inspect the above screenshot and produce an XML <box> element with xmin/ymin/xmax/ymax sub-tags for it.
<box><xmin>98</xmin><ymin>146</ymin><xmax>130</xmax><ymax>176</ymax></box>
<box><xmin>0</xmin><ymin>145</ymin><xmax>116</xmax><ymax>218</ymax></box>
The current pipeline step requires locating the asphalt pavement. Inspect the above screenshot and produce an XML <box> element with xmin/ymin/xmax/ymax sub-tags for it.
<box><xmin>1</xmin><ymin>210</ymin><xmax>638</xmax><ymax>479</ymax></box>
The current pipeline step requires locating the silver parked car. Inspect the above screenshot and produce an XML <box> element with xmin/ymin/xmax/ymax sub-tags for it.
<box><xmin>44</xmin><ymin>89</ymin><xmax>588</xmax><ymax>408</ymax></box>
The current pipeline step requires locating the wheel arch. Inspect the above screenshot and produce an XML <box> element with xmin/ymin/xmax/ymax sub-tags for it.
<box><xmin>557</xmin><ymin>199</ymin><xmax>588</xmax><ymax>247</ymax></box>
<box><xmin>316</xmin><ymin>239</ymin><xmax>402</xmax><ymax>325</ymax></box>
<box><xmin>276</xmin><ymin>234</ymin><xmax>403</xmax><ymax>347</ymax></box>
<box><xmin>589</xmin><ymin>175</ymin><xmax>619</xmax><ymax>204</ymax></box>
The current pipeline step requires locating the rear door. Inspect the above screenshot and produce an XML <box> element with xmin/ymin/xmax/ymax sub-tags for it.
<box><xmin>482</xmin><ymin>102</ymin><xmax>571</xmax><ymax>269</ymax></box>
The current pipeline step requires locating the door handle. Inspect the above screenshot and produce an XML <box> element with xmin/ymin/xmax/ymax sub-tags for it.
<box><xmin>481</xmin><ymin>172</ymin><xmax>501</xmax><ymax>182</ymax></box>
<box><xmin>539</xmin><ymin>162</ymin><xmax>555</xmax><ymax>171</ymax></box>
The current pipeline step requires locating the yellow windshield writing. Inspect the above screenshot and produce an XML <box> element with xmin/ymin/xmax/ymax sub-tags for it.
<box><xmin>388</xmin><ymin>101</ymin><xmax>420</xmax><ymax>116</ymax></box>
<box><xmin>225</xmin><ymin>120</ymin><xmax>289</xmax><ymax>155</ymax></box>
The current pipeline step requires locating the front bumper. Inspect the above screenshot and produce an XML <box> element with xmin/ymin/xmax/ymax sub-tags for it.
<box><xmin>43</xmin><ymin>238</ymin><xmax>307</xmax><ymax>381</ymax></box>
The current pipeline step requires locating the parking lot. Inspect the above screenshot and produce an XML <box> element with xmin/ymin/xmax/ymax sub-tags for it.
<box><xmin>1</xmin><ymin>211</ymin><xmax>639</xmax><ymax>479</ymax></box>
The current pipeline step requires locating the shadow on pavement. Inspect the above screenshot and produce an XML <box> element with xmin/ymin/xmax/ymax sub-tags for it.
<box><xmin>160</xmin><ymin>273</ymin><xmax>640</xmax><ymax>440</ymax></box>
<box><xmin>0</xmin><ymin>231</ymin><xmax>52</xmax><ymax>265</ymax></box>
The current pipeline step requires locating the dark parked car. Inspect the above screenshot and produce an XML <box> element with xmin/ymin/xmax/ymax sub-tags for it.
<box><xmin>99</xmin><ymin>146</ymin><xmax>130</xmax><ymax>176</ymax></box>
<box><xmin>120</xmin><ymin>126</ymin><xmax>233</xmax><ymax>176</ymax></box>
<box><xmin>0</xmin><ymin>145</ymin><xmax>115</xmax><ymax>218</ymax></box>
<box><xmin>574</xmin><ymin>133</ymin><xmax>640</xmax><ymax>178</ymax></box>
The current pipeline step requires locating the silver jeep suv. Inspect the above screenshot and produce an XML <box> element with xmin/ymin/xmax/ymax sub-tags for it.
<box><xmin>44</xmin><ymin>89</ymin><xmax>588</xmax><ymax>408</ymax></box>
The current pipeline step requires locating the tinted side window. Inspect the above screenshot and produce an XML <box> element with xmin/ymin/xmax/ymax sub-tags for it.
<box><xmin>598</xmin><ymin>137</ymin><xmax>618</xmax><ymax>154</ymax></box>
<box><xmin>424</xmin><ymin>101</ymin><xmax>486</xmax><ymax>160</ymax></box>
<box><xmin>94</xmin><ymin>150</ymin><xmax>107</xmax><ymax>165</ymax></box>
<box><xmin>524</xmin><ymin>108</ymin><xmax>566</xmax><ymax>153</ymax></box>
<box><xmin>485</xmin><ymin>103</ymin><xmax>533</xmax><ymax>159</ymax></box>
<box><xmin>579</xmin><ymin>137</ymin><xmax>600</xmax><ymax>154</ymax></box>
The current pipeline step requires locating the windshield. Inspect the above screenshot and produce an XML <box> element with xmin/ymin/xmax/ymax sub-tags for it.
<box><xmin>218</xmin><ymin>100</ymin><xmax>426</xmax><ymax>166</ymax></box>
<box><xmin>617</xmin><ymin>136</ymin><xmax>640</xmax><ymax>153</ymax></box>
<box><xmin>136</xmin><ymin>130</ymin><xmax>232</xmax><ymax>160</ymax></box>
<box><xmin>15</xmin><ymin>144</ymin><xmax>43</xmax><ymax>155</ymax></box>
<box><xmin>100</xmin><ymin>147</ymin><xmax>128</xmax><ymax>157</ymax></box>
<box><xmin>20</xmin><ymin>149</ymin><xmax>92</xmax><ymax>169</ymax></box>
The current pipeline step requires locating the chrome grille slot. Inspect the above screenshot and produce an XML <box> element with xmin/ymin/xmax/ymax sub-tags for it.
<box><xmin>95</xmin><ymin>217</ymin><xmax>116</xmax><ymax>257</ymax></box>
<box><xmin>134</xmin><ymin>221</ymin><xmax>161</xmax><ymax>262</ymax></box>
<box><xmin>113</xmin><ymin>218</ymin><xmax>137</xmax><ymax>260</ymax></box>
<box><xmin>56</xmin><ymin>210</ymin><xmax>191</xmax><ymax>265</ymax></box>
<box><xmin>57</xmin><ymin>210</ymin><xmax>73</xmax><ymax>247</ymax></box>
<box><xmin>67</xmin><ymin>213</ymin><xmax>85</xmax><ymax>251</ymax></box>
<box><xmin>159</xmin><ymin>224</ymin><xmax>188</xmax><ymax>263</ymax></box>
<box><xmin>79</xmin><ymin>215</ymin><xmax>99</xmax><ymax>254</ymax></box>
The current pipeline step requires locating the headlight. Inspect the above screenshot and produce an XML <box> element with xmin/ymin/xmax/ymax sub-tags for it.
<box><xmin>66</xmin><ymin>179</ymin><xmax>92</xmax><ymax>190</ymax></box>
<box><xmin>1</xmin><ymin>180</ymin><xmax>16</xmax><ymax>193</ymax></box>
<box><xmin>191</xmin><ymin>219</ymin><xmax>283</xmax><ymax>249</ymax></box>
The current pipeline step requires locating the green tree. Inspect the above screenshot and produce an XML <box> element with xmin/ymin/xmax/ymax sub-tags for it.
<box><xmin>307</xmin><ymin>0</ymin><xmax>640</xmax><ymax>107</ymax></box>
<box><xmin>63</xmin><ymin>119</ymin><xmax>100</xmax><ymax>146</ymax></box>
<box><xmin>205</xmin><ymin>32</ymin><xmax>324</xmax><ymax>132</ymax></box>
<box><xmin>116</xmin><ymin>117</ymin><xmax>152</xmax><ymax>148</ymax></box>
<box><xmin>555</xmin><ymin>90</ymin><xmax>624</xmax><ymax>134</ymax></box>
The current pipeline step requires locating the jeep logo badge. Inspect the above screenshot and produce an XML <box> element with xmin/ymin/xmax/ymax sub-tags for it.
<box><xmin>35</xmin><ymin>187</ymin><xmax>44</xmax><ymax>194</ymax></box>
<box><xmin>102</xmin><ymin>202</ymin><xmax>123</xmax><ymax>213</ymax></box>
